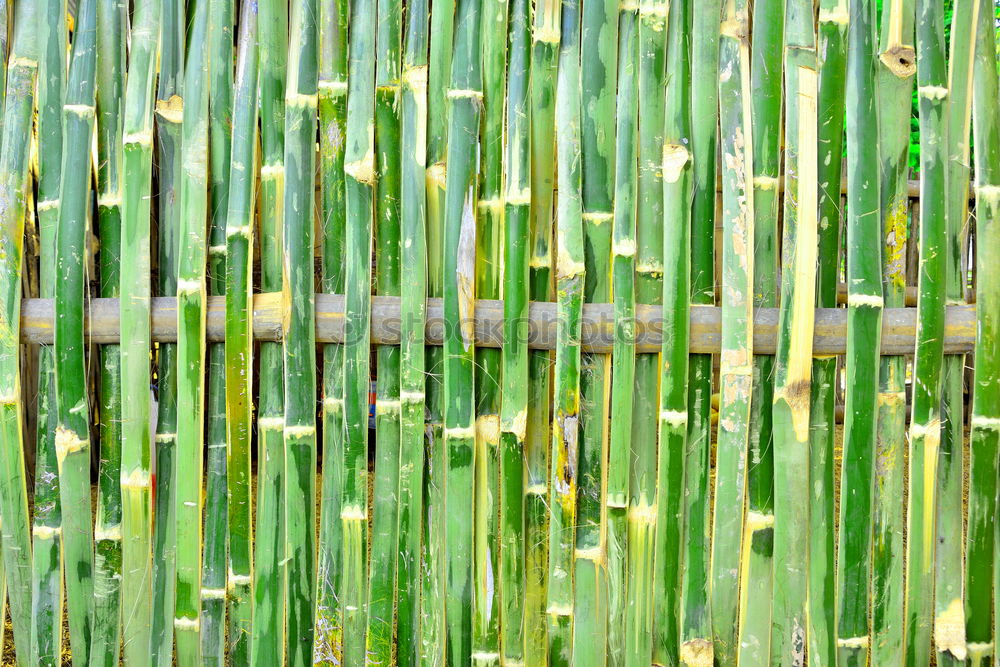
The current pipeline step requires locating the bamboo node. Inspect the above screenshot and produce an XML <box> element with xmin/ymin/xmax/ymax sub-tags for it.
<box><xmin>505</xmin><ymin>187</ymin><xmax>531</xmax><ymax>206</ymax></box>
<box><xmin>122</xmin><ymin>130</ymin><xmax>154</xmax><ymax>148</ymax></box>
<box><xmin>662</xmin><ymin>144</ymin><xmax>691</xmax><ymax>183</ymax></box>
<box><xmin>36</xmin><ymin>198</ymin><xmax>59</xmax><ymax>212</ymax></box>
<box><xmin>284</xmin><ymin>424</ymin><xmax>316</xmax><ymax>437</ymax></box>
<box><xmin>967</xmin><ymin>642</ymin><xmax>994</xmax><ymax>658</ymax></box>
<box><xmin>64</xmin><ymin>103</ymin><xmax>96</xmax><ymax>118</ymax></box>
<box><xmin>582</xmin><ymin>211</ymin><xmax>614</xmax><ymax>224</ymax></box>
<box><xmin>532</xmin><ymin>25</ymin><xmax>560</xmax><ymax>44</ymax></box>
<box><xmin>154</xmin><ymin>432</ymin><xmax>177</xmax><ymax>443</ymax></box>
<box><xmin>971</xmin><ymin>416</ymin><xmax>1000</xmax><ymax>431</ymax></box>
<box><xmin>32</xmin><ymin>524</ymin><xmax>61</xmax><ymax>539</ymax></box>
<box><xmin>258</xmin><ymin>416</ymin><xmax>285</xmax><ymax>429</ymax></box>
<box><xmin>627</xmin><ymin>502</ymin><xmax>657</xmax><ymax>523</ymax></box>
<box><xmin>445</xmin><ymin>425</ymin><xmax>476</xmax><ymax>439</ymax></box>
<box><xmin>345</xmin><ymin>146</ymin><xmax>377</xmax><ymax>186</ymax></box>
<box><xmin>447</xmin><ymin>88</ymin><xmax>485</xmax><ymax>101</ymax></box>
<box><xmin>504</xmin><ymin>408</ymin><xmax>527</xmax><ymax>440</ymax></box>
<box><xmin>679</xmin><ymin>638</ymin><xmax>714</xmax><ymax>667</ymax></box>
<box><xmin>918</xmin><ymin>85</ymin><xmax>949</xmax><ymax>100</ymax></box>
<box><xmin>400</xmin><ymin>391</ymin><xmax>425</xmax><ymax>404</ymax></box>
<box><xmin>340</xmin><ymin>505</ymin><xmax>367</xmax><ymax>521</ymax></box>
<box><xmin>659</xmin><ymin>409</ymin><xmax>688</xmax><ymax>427</ymax></box>
<box><xmin>745</xmin><ymin>510</ymin><xmax>774</xmax><ymax>531</ymax></box>
<box><xmin>55</xmin><ymin>427</ymin><xmax>87</xmax><ymax>461</ymax></box>
<box><xmin>0</xmin><ymin>394</ymin><xmax>17</xmax><ymax>406</ymax></box>
<box><xmin>476</xmin><ymin>415</ymin><xmax>501</xmax><ymax>444</ymax></box>
<box><xmin>260</xmin><ymin>164</ymin><xmax>285</xmax><ymax>180</ymax></box>
<box><xmin>227</xmin><ymin>571</ymin><xmax>252</xmax><ymax>587</ymax></box>
<box><xmin>975</xmin><ymin>184</ymin><xmax>1000</xmax><ymax>205</ymax></box>
<box><xmin>752</xmin><ymin>175</ymin><xmax>779</xmax><ymax>191</ymax></box>
<box><xmin>317</xmin><ymin>79</ymin><xmax>348</xmax><ymax>94</ymax></box>
<box><xmin>173</xmin><ymin>616</ymin><xmax>200</xmax><ymax>631</ymax></box>
<box><xmin>613</xmin><ymin>238</ymin><xmax>636</xmax><ymax>258</ymax></box>
<box><xmin>375</xmin><ymin>399</ymin><xmax>401</xmax><ymax>415</ymax></box>
<box><xmin>818</xmin><ymin>4</ymin><xmax>849</xmax><ymax>24</ymax></box>
<box><xmin>574</xmin><ymin>546</ymin><xmax>605</xmax><ymax>563</ymax></box>
<box><xmin>98</xmin><ymin>191</ymin><xmax>123</xmax><ymax>208</ymax></box>
<box><xmin>121</xmin><ymin>467</ymin><xmax>152</xmax><ymax>489</ymax></box>
<box><xmin>201</xmin><ymin>587</ymin><xmax>227</xmax><ymax>600</ymax></box>
<box><xmin>94</xmin><ymin>523</ymin><xmax>123</xmax><ymax>541</ymax></box>
<box><xmin>525</xmin><ymin>483</ymin><xmax>548</xmax><ymax>496</ymax></box>
<box><xmin>226</xmin><ymin>225</ymin><xmax>251</xmax><ymax>239</ymax></box>
<box><xmin>909</xmin><ymin>418</ymin><xmax>942</xmax><ymax>442</ymax></box>
<box><xmin>478</xmin><ymin>197</ymin><xmax>505</xmax><ymax>214</ymax></box>
<box><xmin>286</xmin><ymin>92</ymin><xmax>319</xmax><ymax>108</ymax></box>
<box><xmin>847</xmin><ymin>293</ymin><xmax>884</xmax><ymax>308</ymax></box>
<box><xmin>155</xmin><ymin>95</ymin><xmax>184</xmax><ymax>124</ymax></box>
<box><xmin>176</xmin><ymin>278</ymin><xmax>203</xmax><ymax>294</ymax></box>
<box><xmin>836</xmin><ymin>635</ymin><xmax>869</xmax><ymax>649</ymax></box>
<box><xmin>402</xmin><ymin>65</ymin><xmax>429</xmax><ymax>95</ymax></box>
<box><xmin>880</xmin><ymin>44</ymin><xmax>916</xmax><ymax>78</ymax></box>
<box><xmin>934</xmin><ymin>598</ymin><xmax>968</xmax><ymax>660</ymax></box>
<box><xmin>545</xmin><ymin>603</ymin><xmax>573</xmax><ymax>618</ymax></box>
<box><xmin>427</xmin><ymin>162</ymin><xmax>447</xmax><ymax>187</ymax></box>
<box><xmin>208</xmin><ymin>244</ymin><xmax>227</xmax><ymax>256</ymax></box>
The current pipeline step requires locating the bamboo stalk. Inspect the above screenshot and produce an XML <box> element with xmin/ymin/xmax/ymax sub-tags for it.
<box><xmin>635</xmin><ymin>0</ymin><xmax>671</xmax><ymax>663</ymax></box>
<box><xmin>498</xmin><ymin>0</ymin><xmax>530</xmax><ymax>660</ymax></box>
<box><xmin>711</xmin><ymin>0</ymin><xmax>755</xmax><ymax>660</ymax></box>
<box><xmin>524</xmin><ymin>0</ymin><xmax>561</xmax><ymax>661</ymax></box>
<box><xmin>366</xmin><ymin>0</ymin><xmax>402</xmax><ymax>659</ymax></box>
<box><xmin>396</xmin><ymin>0</ymin><xmax>430</xmax><ymax>659</ymax></box>
<box><xmin>966</xmin><ymin>5</ymin><xmax>1000</xmax><ymax>664</ymax></box>
<box><xmin>442</xmin><ymin>0</ymin><xmax>485</xmax><ymax>657</ymax></box>
<box><xmin>422</xmin><ymin>0</ymin><xmax>456</xmax><ymax>657</ymax></box>
<box><xmin>150</xmin><ymin>0</ymin><xmax>183</xmax><ymax>658</ymax></box>
<box><xmin>53</xmin><ymin>0</ymin><xmax>100</xmax><ymax>660</ymax></box>
<box><xmin>903</xmin><ymin>0</ymin><xmax>949</xmax><ymax>661</ymax></box>
<box><xmin>770</xmin><ymin>2</ymin><xmax>818</xmax><ymax>662</ymax></box>
<box><xmin>651</xmin><ymin>0</ymin><xmax>691</xmax><ymax>665</ymax></box>
<box><xmin>935</xmin><ymin>2</ymin><xmax>978</xmax><ymax>664</ymax></box>
<box><xmin>0</xmin><ymin>1</ymin><xmax>10</xmax><ymax>652</ymax></box>
<box><xmin>680</xmin><ymin>2</ymin><xmax>720</xmax><ymax>662</ymax></box>
<box><xmin>173</xmin><ymin>0</ymin><xmax>211</xmax><ymax>656</ymax></box>
<box><xmin>91</xmin><ymin>0</ymin><xmax>127</xmax><ymax>659</ymax></box>
<box><xmin>282</xmin><ymin>0</ymin><xmax>320</xmax><ymax>659</ymax></box>
<box><xmin>836</xmin><ymin>0</ymin><xmax>883</xmax><ymax>662</ymax></box>
<box><xmin>31</xmin><ymin>0</ymin><xmax>66</xmax><ymax>661</ymax></box>
<box><xmin>871</xmin><ymin>0</ymin><xmax>913</xmax><ymax>661</ymax></box>
<box><xmin>223</xmin><ymin>1</ymin><xmax>259</xmax><ymax>659</ymax></box>
<box><xmin>546</xmin><ymin>0</ymin><xmax>584</xmax><ymax>659</ymax></box>
<box><xmin>735</xmin><ymin>0</ymin><xmax>783</xmax><ymax>660</ymax></box>
<box><xmin>201</xmin><ymin>0</ymin><xmax>234</xmax><ymax>658</ymax></box>
<box><xmin>341</xmin><ymin>0</ymin><xmax>377</xmax><ymax>657</ymax></box>
<box><xmin>0</xmin><ymin>2</ymin><xmax>39</xmax><ymax>659</ymax></box>
<box><xmin>612</xmin><ymin>0</ymin><xmax>644</xmax><ymax>660</ymax></box>
<box><xmin>577</xmin><ymin>0</ymin><xmax>616</xmax><ymax>656</ymax></box>
<box><xmin>810</xmin><ymin>1</ymin><xmax>847</xmax><ymax>663</ymax></box>
<box><xmin>313</xmin><ymin>0</ymin><xmax>348</xmax><ymax>660</ymax></box>
<box><xmin>250</xmin><ymin>0</ymin><xmax>288</xmax><ymax>659</ymax></box>
<box><xmin>473</xmin><ymin>0</ymin><xmax>508</xmax><ymax>660</ymax></box>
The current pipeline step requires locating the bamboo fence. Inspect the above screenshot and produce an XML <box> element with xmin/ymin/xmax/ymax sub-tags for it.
<box><xmin>0</xmin><ymin>0</ymin><xmax>997</xmax><ymax>664</ymax></box>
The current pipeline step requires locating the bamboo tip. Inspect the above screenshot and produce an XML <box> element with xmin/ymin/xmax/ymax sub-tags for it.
<box><xmin>879</xmin><ymin>44</ymin><xmax>916</xmax><ymax>78</ymax></box>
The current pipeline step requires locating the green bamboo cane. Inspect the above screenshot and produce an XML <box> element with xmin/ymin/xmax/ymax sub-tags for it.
<box><xmin>611</xmin><ymin>0</ymin><xmax>644</xmax><ymax>662</ymax></box>
<box><xmin>282</xmin><ymin>0</ymin><xmax>320</xmax><ymax>659</ymax></box>
<box><xmin>651</xmin><ymin>0</ymin><xmax>691</xmax><ymax>665</ymax></box>
<box><xmin>53</xmin><ymin>0</ymin><xmax>100</xmax><ymax>660</ymax></box>
<box><xmin>711</xmin><ymin>0</ymin><xmax>755</xmax><ymax>659</ymax></box>
<box><xmin>810</xmin><ymin>1</ymin><xmax>847</xmax><ymax>663</ymax></box>
<box><xmin>902</xmin><ymin>0</ymin><xmax>948</xmax><ymax>661</ymax></box>
<box><xmin>770</xmin><ymin>2</ymin><xmax>818</xmax><ymax>663</ymax></box>
<box><xmin>736</xmin><ymin>0</ymin><xmax>783</xmax><ymax>660</ymax></box>
<box><xmin>474</xmin><ymin>0</ymin><xmax>508</xmax><ymax>660</ymax></box>
<box><xmin>935</xmin><ymin>2</ymin><xmax>978</xmax><ymax>664</ymax></box>
<box><xmin>91</xmin><ymin>0</ymin><xmax>127</xmax><ymax>659</ymax></box>
<box><xmin>525</xmin><ymin>0</ymin><xmax>561</xmax><ymax>661</ymax></box>
<box><xmin>636</xmin><ymin>1</ymin><xmax>670</xmax><ymax>662</ymax></box>
<box><xmin>201</xmin><ymin>0</ymin><xmax>234</xmax><ymax>658</ymax></box>
<box><xmin>577</xmin><ymin>0</ymin><xmax>616</xmax><ymax>656</ymax></box>
<box><xmin>396</xmin><ymin>0</ymin><xmax>430</xmax><ymax>659</ymax></box>
<box><xmin>173</xmin><ymin>0</ymin><xmax>211</xmax><ymax>657</ymax></box>
<box><xmin>367</xmin><ymin>0</ymin><xmax>402</xmax><ymax>659</ymax></box>
<box><xmin>251</xmin><ymin>0</ymin><xmax>288</xmax><ymax>659</ymax></box>
<box><xmin>547</xmin><ymin>0</ymin><xmax>584</xmax><ymax>659</ymax></box>
<box><xmin>680</xmin><ymin>2</ymin><xmax>720</xmax><ymax>662</ymax></box>
<box><xmin>0</xmin><ymin>1</ymin><xmax>39</xmax><ymax>659</ymax></box>
<box><xmin>836</xmin><ymin>0</ymin><xmax>883</xmax><ymax>662</ymax></box>
<box><xmin>314</xmin><ymin>0</ymin><xmax>348</xmax><ymax>660</ymax></box>
<box><xmin>342</xmin><ymin>0</ymin><xmax>376</xmax><ymax>657</ymax></box>
<box><xmin>498</xmin><ymin>0</ymin><xmax>530</xmax><ymax>659</ymax></box>
<box><xmin>422</xmin><ymin>0</ymin><xmax>455</xmax><ymax>656</ymax></box>
<box><xmin>31</xmin><ymin>0</ymin><xmax>66</xmax><ymax>661</ymax></box>
<box><xmin>871</xmin><ymin>0</ymin><xmax>913</xmax><ymax>661</ymax></box>
<box><xmin>442</xmin><ymin>0</ymin><xmax>485</xmax><ymax>657</ymax></box>
<box><xmin>223</xmin><ymin>1</ymin><xmax>259</xmax><ymax>660</ymax></box>
<box><xmin>151</xmin><ymin>0</ymin><xmax>183</xmax><ymax>658</ymax></box>
<box><xmin>0</xmin><ymin>0</ymin><xmax>10</xmax><ymax>656</ymax></box>
<box><xmin>966</xmin><ymin>4</ymin><xmax>1000</xmax><ymax>663</ymax></box>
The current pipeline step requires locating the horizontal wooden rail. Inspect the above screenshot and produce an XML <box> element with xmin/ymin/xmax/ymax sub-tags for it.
<box><xmin>20</xmin><ymin>292</ymin><xmax>975</xmax><ymax>354</ymax></box>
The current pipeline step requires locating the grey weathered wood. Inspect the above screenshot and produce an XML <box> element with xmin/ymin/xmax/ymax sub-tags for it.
<box><xmin>19</xmin><ymin>293</ymin><xmax>976</xmax><ymax>354</ymax></box>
